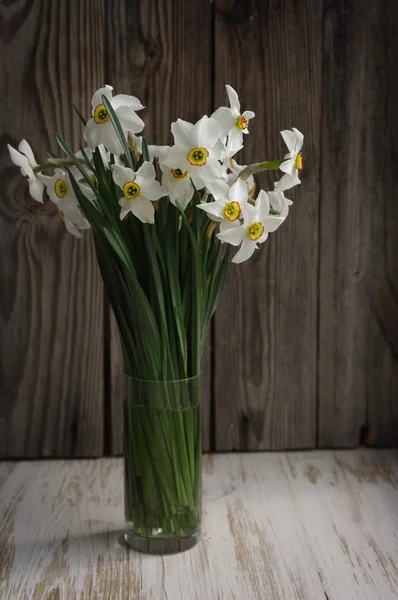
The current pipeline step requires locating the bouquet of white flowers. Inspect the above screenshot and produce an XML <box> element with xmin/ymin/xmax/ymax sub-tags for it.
<box><xmin>8</xmin><ymin>83</ymin><xmax>304</xmax><ymax>553</ymax></box>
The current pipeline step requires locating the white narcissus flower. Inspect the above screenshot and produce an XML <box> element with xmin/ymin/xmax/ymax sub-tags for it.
<box><xmin>44</xmin><ymin>167</ymin><xmax>96</xmax><ymax>204</ymax></box>
<box><xmin>161</xmin><ymin>166</ymin><xmax>195</xmax><ymax>210</ymax></box>
<box><xmin>112</xmin><ymin>162</ymin><xmax>166</xmax><ymax>223</ymax></box>
<box><xmin>43</xmin><ymin>169</ymin><xmax>90</xmax><ymax>237</ymax></box>
<box><xmin>158</xmin><ymin>145</ymin><xmax>194</xmax><ymax>210</ymax></box>
<box><xmin>44</xmin><ymin>169</ymin><xmax>79</xmax><ymax>206</ymax></box>
<box><xmin>217</xmin><ymin>190</ymin><xmax>286</xmax><ymax>263</ymax></box>
<box><xmin>268</xmin><ymin>190</ymin><xmax>293</xmax><ymax>218</ymax></box>
<box><xmin>161</xmin><ymin>116</ymin><xmax>223</xmax><ymax>188</ymax></box>
<box><xmin>85</xmin><ymin>85</ymin><xmax>145</xmax><ymax>155</ymax></box>
<box><xmin>274</xmin><ymin>127</ymin><xmax>304</xmax><ymax>192</ymax></box>
<box><xmin>212</xmin><ymin>85</ymin><xmax>255</xmax><ymax>157</ymax></box>
<box><xmin>57</xmin><ymin>200</ymin><xmax>91</xmax><ymax>238</ymax></box>
<box><xmin>198</xmin><ymin>178</ymin><xmax>248</xmax><ymax>233</ymax></box>
<box><xmin>7</xmin><ymin>140</ymin><xmax>45</xmax><ymax>203</ymax></box>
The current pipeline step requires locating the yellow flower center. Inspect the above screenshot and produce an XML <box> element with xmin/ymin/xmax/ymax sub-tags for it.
<box><xmin>237</xmin><ymin>115</ymin><xmax>248</xmax><ymax>130</ymax></box>
<box><xmin>248</xmin><ymin>222</ymin><xmax>264</xmax><ymax>241</ymax></box>
<box><xmin>54</xmin><ymin>178</ymin><xmax>67</xmax><ymax>199</ymax></box>
<box><xmin>93</xmin><ymin>103</ymin><xmax>109</xmax><ymax>125</ymax></box>
<box><xmin>123</xmin><ymin>180</ymin><xmax>140</xmax><ymax>200</ymax></box>
<box><xmin>57</xmin><ymin>208</ymin><xmax>65</xmax><ymax>221</ymax></box>
<box><xmin>295</xmin><ymin>152</ymin><xmax>303</xmax><ymax>170</ymax></box>
<box><xmin>224</xmin><ymin>201</ymin><xmax>240</xmax><ymax>222</ymax></box>
<box><xmin>187</xmin><ymin>147</ymin><xmax>209</xmax><ymax>166</ymax></box>
<box><xmin>171</xmin><ymin>168</ymin><xmax>189</xmax><ymax>180</ymax></box>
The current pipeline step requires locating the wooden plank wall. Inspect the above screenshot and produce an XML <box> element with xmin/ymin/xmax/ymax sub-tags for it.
<box><xmin>0</xmin><ymin>0</ymin><xmax>397</xmax><ymax>457</ymax></box>
<box><xmin>213</xmin><ymin>0</ymin><xmax>322</xmax><ymax>450</ymax></box>
<box><xmin>319</xmin><ymin>0</ymin><xmax>398</xmax><ymax>448</ymax></box>
<box><xmin>0</xmin><ymin>0</ymin><xmax>105</xmax><ymax>457</ymax></box>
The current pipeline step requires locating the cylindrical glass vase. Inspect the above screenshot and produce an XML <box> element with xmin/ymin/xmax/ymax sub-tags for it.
<box><xmin>124</xmin><ymin>373</ymin><xmax>202</xmax><ymax>554</ymax></box>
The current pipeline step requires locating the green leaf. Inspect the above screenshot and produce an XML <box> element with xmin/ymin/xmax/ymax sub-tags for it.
<box><xmin>202</xmin><ymin>246</ymin><xmax>230</xmax><ymax>349</ymax></box>
<box><xmin>102</xmin><ymin>95</ymin><xmax>133</xmax><ymax>169</ymax></box>
<box><xmin>73</xmin><ymin>103</ymin><xmax>87</xmax><ymax>126</ymax></box>
<box><xmin>56</xmin><ymin>133</ymin><xmax>97</xmax><ymax>194</ymax></box>
<box><xmin>141</xmin><ymin>136</ymin><xmax>150</xmax><ymax>162</ymax></box>
<box><xmin>68</xmin><ymin>170</ymin><xmax>106</xmax><ymax>230</ymax></box>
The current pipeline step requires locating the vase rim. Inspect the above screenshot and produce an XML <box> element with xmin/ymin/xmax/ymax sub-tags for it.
<box><xmin>124</xmin><ymin>372</ymin><xmax>201</xmax><ymax>384</ymax></box>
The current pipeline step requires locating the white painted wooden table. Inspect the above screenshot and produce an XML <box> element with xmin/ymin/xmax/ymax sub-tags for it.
<box><xmin>1</xmin><ymin>450</ymin><xmax>397</xmax><ymax>599</ymax></box>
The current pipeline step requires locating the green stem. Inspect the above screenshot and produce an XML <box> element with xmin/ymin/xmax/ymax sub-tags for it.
<box><xmin>239</xmin><ymin>159</ymin><xmax>284</xmax><ymax>181</ymax></box>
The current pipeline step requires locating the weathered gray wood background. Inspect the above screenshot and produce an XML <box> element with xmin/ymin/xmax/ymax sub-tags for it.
<box><xmin>0</xmin><ymin>0</ymin><xmax>397</xmax><ymax>456</ymax></box>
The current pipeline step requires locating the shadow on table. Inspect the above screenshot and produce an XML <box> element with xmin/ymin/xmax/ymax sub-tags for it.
<box><xmin>0</xmin><ymin>529</ymin><xmax>142</xmax><ymax>572</ymax></box>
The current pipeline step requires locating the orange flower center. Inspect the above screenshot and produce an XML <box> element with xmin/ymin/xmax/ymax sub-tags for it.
<box><xmin>93</xmin><ymin>104</ymin><xmax>109</xmax><ymax>125</ymax></box>
<box><xmin>248</xmin><ymin>222</ymin><xmax>264</xmax><ymax>241</ymax></box>
<box><xmin>187</xmin><ymin>147</ymin><xmax>209</xmax><ymax>166</ymax></box>
<box><xmin>171</xmin><ymin>168</ymin><xmax>189</xmax><ymax>179</ymax></box>
<box><xmin>237</xmin><ymin>116</ymin><xmax>248</xmax><ymax>130</ymax></box>
<box><xmin>54</xmin><ymin>179</ymin><xmax>67</xmax><ymax>199</ymax></box>
<box><xmin>296</xmin><ymin>152</ymin><xmax>303</xmax><ymax>170</ymax></box>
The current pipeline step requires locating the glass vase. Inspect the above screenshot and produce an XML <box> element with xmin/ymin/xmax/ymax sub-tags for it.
<box><xmin>124</xmin><ymin>373</ymin><xmax>202</xmax><ymax>554</ymax></box>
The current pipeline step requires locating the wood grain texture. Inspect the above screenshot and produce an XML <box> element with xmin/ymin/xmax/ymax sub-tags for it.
<box><xmin>213</xmin><ymin>0</ymin><xmax>322</xmax><ymax>449</ymax></box>
<box><xmin>318</xmin><ymin>0</ymin><xmax>398</xmax><ymax>447</ymax></box>
<box><xmin>1</xmin><ymin>449</ymin><xmax>398</xmax><ymax>599</ymax></box>
<box><xmin>104</xmin><ymin>0</ymin><xmax>213</xmax><ymax>453</ymax></box>
<box><xmin>0</xmin><ymin>0</ymin><xmax>105</xmax><ymax>457</ymax></box>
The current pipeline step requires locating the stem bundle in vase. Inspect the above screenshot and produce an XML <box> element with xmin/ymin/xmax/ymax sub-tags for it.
<box><xmin>8</xmin><ymin>83</ymin><xmax>304</xmax><ymax>553</ymax></box>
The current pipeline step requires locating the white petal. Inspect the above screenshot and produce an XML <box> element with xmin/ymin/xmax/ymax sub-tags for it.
<box><xmin>98</xmin><ymin>122</ymin><xmax>125</xmax><ymax>155</ymax></box>
<box><xmin>226</xmin><ymin>127</ymin><xmax>243</xmax><ymax>156</ymax></box>
<box><xmin>112</xmin><ymin>94</ymin><xmax>144</xmax><ymax>111</ymax></box>
<box><xmin>132</xmin><ymin>197</ymin><xmax>155</xmax><ymax>223</ymax></box>
<box><xmin>115</xmin><ymin>106</ymin><xmax>145</xmax><ymax>134</ymax></box>
<box><xmin>225</xmin><ymin>85</ymin><xmax>240</xmax><ymax>118</ymax></box>
<box><xmin>161</xmin><ymin>145</ymin><xmax>190</xmax><ymax>169</ymax></box>
<box><xmin>292</xmin><ymin>127</ymin><xmax>304</xmax><ymax>152</ymax></box>
<box><xmin>279</xmin><ymin>157</ymin><xmax>296</xmax><ymax>175</ymax></box>
<box><xmin>18</xmin><ymin>139</ymin><xmax>36</xmax><ymax>165</ymax></box>
<box><xmin>208</xmin><ymin>141</ymin><xmax>223</xmax><ymax>161</ymax></box>
<box><xmin>119</xmin><ymin>197</ymin><xmax>131</xmax><ymax>220</ymax></box>
<box><xmin>197</xmin><ymin>199</ymin><xmax>224</xmax><ymax>220</ymax></box>
<box><xmin>232</xmin><ymin>237</ymin><xmax>257</xmax><ymax>264</ymax></box>
<box><xmin>84</xmin><ymin>118</ymin><xmax>101</xmax><ymax>150</ymax></box>
<box><xmin>262</xmin><ymin>215</ymin><xmax>285</xmax><ymax>233</ymax></box>
<box><xmin>274</xmin><ymin>171</ymin><xmax>301</xmax><ymax>192</ymax></box>
<box><xmin>211</xmin><ymin>107</ymin><xmax>235</xmax><ymax>137</ymax></box>
<box><xmin>206</xmin><ymin>179</ymin><xmax>230</xmax><ymax>200</ymax></box>
<box><xmin>112</xmin><ymin>164</ymin><xmax>136</xmax><ymax>188</ymax></box>
<box><xmin>280</xmin><ymin>129</ymin><xmax>299</xmax><ymax>153</ymax></box>
<box><xmin>220</xmin><ymin>218</ymin><xmax>240</xmax><ymax>233</ymax></box>
<box><xmin>167</xmin><ymin>178</ymin><xmax>194</xmax><ymax>210</ymax></box>
<box><xmin>74</xmin><ymin>217</ymin><xmax>91</xmax><ymax>230</ymax></box>
<box><xmin>135</xmin><ymin>161</ymin><xmax>156</xmax><ymax>184</ymax></box>
<box><xmin>267</xmin><ymin>191</ymin><xmax>292</xmax><ymax>217</ymax></box>
<box><xmin>28</xmin><ymin>179</ymin><xmax>45</xmax><ymax>203</ymax></box>
<box><xmin>171</xmin><ymin>119</ymin><xmax>195</xmax><ymax>146</ymax></box>
<box><xmin>64</xmin><ymin>219</ymin><xmax>83</xmax><ymax>238</ymax></box>
<box><xmin>8</xmin><ymin>144</ymin><xmax>30</xmax><ymax>170</ymax></box>
<box><xmin>229</xmin><ymin>178</ymin><xmax>248</xmax><ymax>205</ymax></box>
<box><xmin>256</xmin><ymin>189</ymin><xmax>270</xmax><ymax>219</ymax></box>
<box><xmin>141</xmin><ymin>180</ymin><xmax>166</xmax><ymax>201</ymax></box>
<box><xmin>242</xmin><ymin>110</ymin><xmax>255</xmax><ymax>121</ymax></box>
<box><xmin>92</xmin><ymin>86</ymin><xmax>113</xmax><ymax>109</ymax></box>
<box><xmin>189</xmin><ymin>169</ymin><xmax>206</xmax><ymax>190</ymax></box>
<box><xmin>241</xmin><ymin>202</ymin><xmax>258</xmax><ymax>226</ymax></box>
<box><xmin>217</xmin><ymin>224</ymin><xmax>246</xmax><ymax>246</ymax></box>
<box><xmin>193</xmin><ymin>116</ymin><xmax>220</xmax><ymax>149</ymax></box>
<box><xmin>197</xmin><ymin>157</ymin><xmax>223</xmax><ymax>182</ymax></box>
<box><xmin>157</xmin><ymin>145</ymin><xmax>171</xmax><ymax>164</ymax></box>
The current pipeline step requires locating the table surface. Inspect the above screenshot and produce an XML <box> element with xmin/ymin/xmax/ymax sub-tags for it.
<box><xmin>1</xmin><ymin>449</ymin><xmax>397</xmax><ymax>600</ymax></box>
